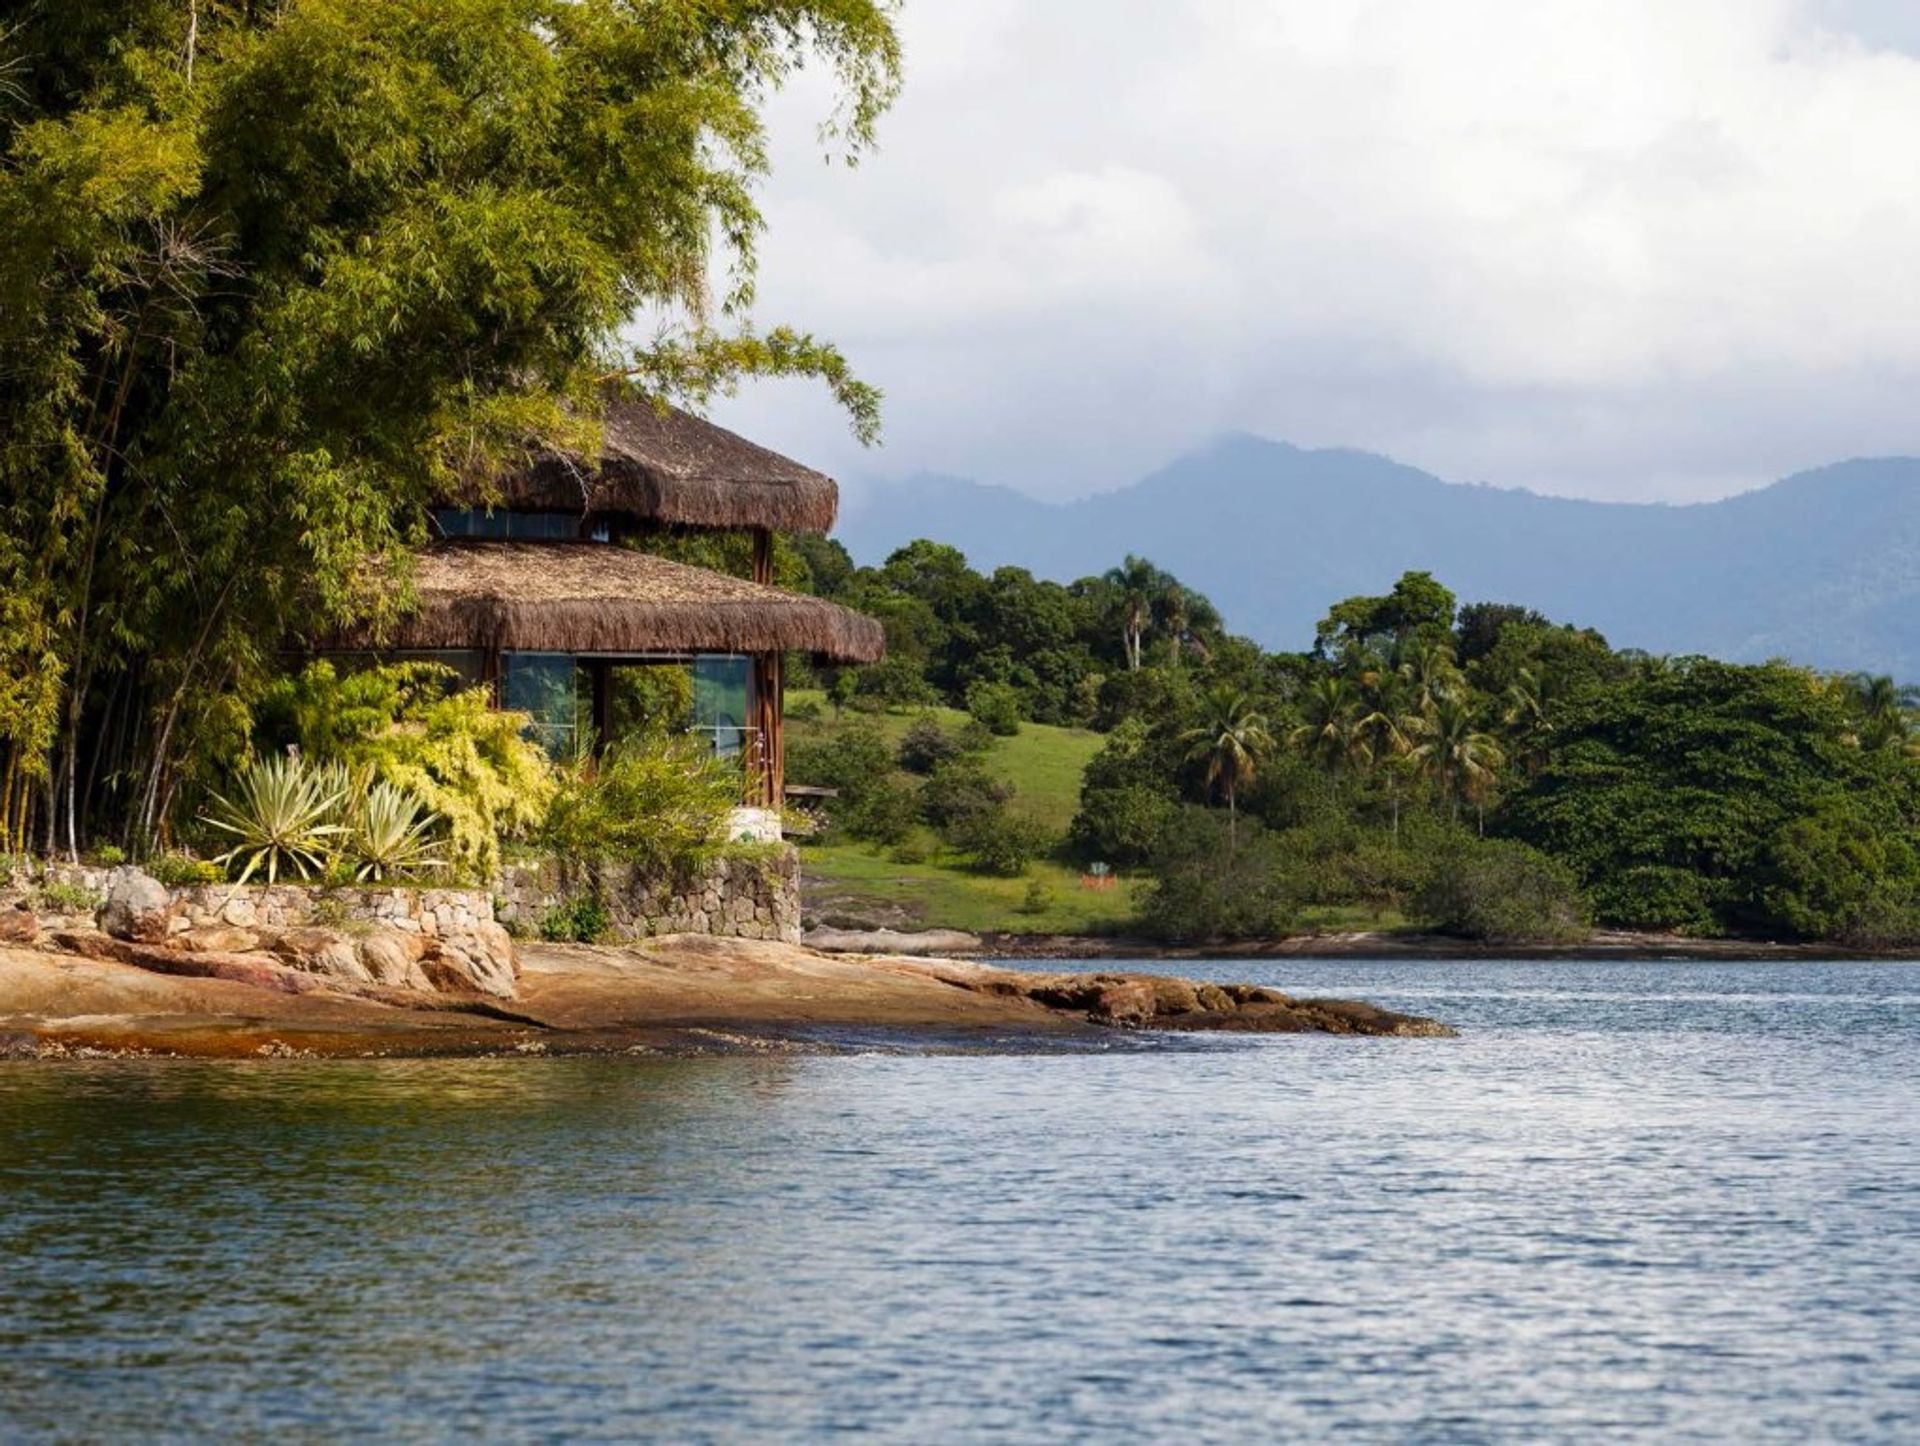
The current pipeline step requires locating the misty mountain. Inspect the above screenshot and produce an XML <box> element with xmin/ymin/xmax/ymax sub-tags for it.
<box><xmin>836</xmin><ymin>438</ymin><xmax>1920</xmax><ymax>678</ymax></box>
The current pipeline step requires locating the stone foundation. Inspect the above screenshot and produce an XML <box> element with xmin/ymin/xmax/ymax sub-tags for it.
<box><xmin>7</xmin><ymin>847</ymin><xmax>802</xmax><ymax>954</ymax></box>
<box><xmin>496</xmin><ymin>847</ymin><xmax>802</xmax><ymax>944</ymax></box>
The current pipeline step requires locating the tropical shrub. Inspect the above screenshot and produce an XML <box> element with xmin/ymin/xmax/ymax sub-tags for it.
<box><xmin>340</xmin><ymin>781</ymin><xmax>446</xmax><ymax>884</ymax></box>
<box><xmin>1413</xmin><ymin>839</ymin><xmax>1589</xmax><ymax>944</ymax></box>
<box><xmin>897</xmin><ymin>715</ymin><xmax>963</xmax><ymax>775</ymax></box>
<box><xmin>259</xmin><ymin>663</ymin><xmax>554</xmax><ymax>880</ymax></box>
<box><xmin>1138</xmin><ymin>808</ymin><xmax>1298</xmax><ymax>943</ymax></box>
<box><xmin>203</xmin><ymin>755</ymin><xmax>346</xmax><ymax>885</ymax></box>
<box><xmin>147</xmin><ymin>853</ymin><xmax>224</xmax><ymax>888</ymax></box>
<box><xmin>1758</xmin><ymin>808</ymin><xmax>1920</xmax><ymax>945</ymax></box>
<box><xmin>965</xmin><ymin>681</ymin><xmax>1023</xmax><ymax>737</ymax></box>
<box><xmin>843</xmin><ymin>777</ymin><xmax>920</xmax><ymax>846</ymax></box>
<box><xmin>540</xmin><ymin>893</ymin><xmax>611</xmax><ymax>944</ymax></box>
<box><xmin>542</xmin><ymin>735</ymin><xmax>737</xmax><ymax>875</ymax></box>
<box><xmin>948</xmin><ymin>806</ymin><xmax>1052</xmax><ymax>877</ymax></box>
<box><xmin>920</xmin><ymin>760</ymin><xmax>1011</xmax><ymax>832</ymax></box>
<box><xmin>36</xmin><ymin>882</ymin><xmax>101</xmax><ymax>914</ymax></box>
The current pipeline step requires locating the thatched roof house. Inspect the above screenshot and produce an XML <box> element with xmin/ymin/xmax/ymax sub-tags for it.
<box><xmin>390</xmin><ymin>541</ymin><xmax>883</xmax><ymax>663</ymax></box>
<box><xmin>333</xmin><ymin>403</ymin><xmax>882</xmax><ymax>811</ymax></box>
<box><xmin>485</xmin><ymin>401</ymin><xmax>840</xmax><ymax>535</ymax></box>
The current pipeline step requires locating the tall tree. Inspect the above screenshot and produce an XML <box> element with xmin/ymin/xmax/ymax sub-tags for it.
<box><xmin>0</xmin><ymin>0</ymin><xmax>900</xmax><ymax>853</ymax></box>
<box><xmin>1412</xmin><ymin>696</ymin><xmax>1505</xmax><ymax>829</ymax></box>
<box><xmin>1105</xmin><ymin>555</ymin><xmax>1160</xmax><ymax>672</ymax></box>
<box><xmin>1180</xmin><ymin>684</ymin><xmax>1273</xmax><ymax>855</ymax></box>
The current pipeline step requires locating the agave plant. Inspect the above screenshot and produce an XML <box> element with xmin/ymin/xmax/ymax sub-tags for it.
<box><xmin>343</xmin><ymin>780</ymin><xmax>446</xmax><ymax>883</ymax></box>
<box><xmin>202</xmin><ymin>755</ymin><xmax>347</xmax><ymax>885</ymax></box>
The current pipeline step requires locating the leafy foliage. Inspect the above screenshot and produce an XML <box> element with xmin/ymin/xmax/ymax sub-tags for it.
<box><xmin>542</xmin><ymin>734</ymin><xmax>737</xmax><ymax>876</ymax></box>
<box><xmin>260</xmin><ymin>662</ymin><xmax>551</xmax><ymax>880</ymax></box>
<box><xmin>341</xmin><ymin>780</ymin><xmax>446</xmax><ymax>884</ymax></box>
<box><xmin>1413</xmin><ymin>839</ymin><xmax>1589</xmax><ymax>944</ymax></box>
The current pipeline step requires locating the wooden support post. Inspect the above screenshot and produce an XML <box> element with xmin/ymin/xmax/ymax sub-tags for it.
<box><xmin>590</xmin><ymin>660</ymin><xmax>611</xmax><ymax>755</ymax></box>
<box><xmin>751</xmin><ymin>650</ymin><xmax>784</xmax><ymax>807</ymax></box>
<box><xmin>751</xmin><ymin>527</ymin><xmax>774</xmax><ymax>586</ymax></box>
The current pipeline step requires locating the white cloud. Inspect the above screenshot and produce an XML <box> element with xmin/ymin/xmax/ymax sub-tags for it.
<box><xmin>705</xmin><ymin>0</ymin><xmax>1920</xmax><ymax>503</ymax></box>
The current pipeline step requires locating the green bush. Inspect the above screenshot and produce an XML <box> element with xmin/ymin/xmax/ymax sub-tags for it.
<box><xmin>1138</xmin><ymin>808</ymin><xmax>1298</xmax><ymax>943</ymax></box>
<box><xmin>147</xmin><ymin>852</ymin><xmax>223</xmax><ymax>887</ymax></box>
<box><xmin>539</xmin><ymin>893</ymin><xmax>610</xmax><ymax>943</ymax></box>
<box><xmin>36</xmin><ymin>881</ymin><xmax>101</xmax><ymax>914</ymax></box>
<box><xmin>948</xmin><ymin>806</ymin><xmax>1052</xmax><ymax>877</ymax></box>
<box><xmin>1414</xmin><ymin>839</ymin><xmax>1589</xmax><ymax>944</ymax></box>
<box><xmin>1016</xmin><ymin>878</ymin><xmax>1055</xmax><ymax>916</ymax></box>
<box><xmin>965</xmin><ymin>681</ymin><xmax>1023</xmax><ymax>737</ymax></box>
<box><xmin>1073</xmin><ymin>783</ymin><xmax>1178</xmax><ymax>867</ymax></box>
<box><xmin>920</xmin><ymin>760</ymin><xmax>1011</xmax><ymax>831</ymax></box>
<box><xmin>844</xmin><ymin>776</ymin><xmax>920</xmax><ymax>846</ymax></box>
<box><xmin>93</xmin><ymin>845</ymin><xmax>127</xmax><ymax>867</ymax></box>
<box><xmin>258</xmin><ymin>662</ymin><xmax>553</xmax><ymax>880</ymax></box>
<box><xmin>542</xmin><ymin>735</ymin><xmax>737</xmax><ymax>875</ymax></box>
<box><xmin>1758</xmin><ymin>808</ymin><xmax>1920</xmax><ymax>945</ymax></box>
<box><xmin>1591</xmin><ymin>865</ymin><xmax>1722</xmax><ymax>934</ymax></box>
<box><xmin>897</xmin><ymin>715</ymin><xmax>963</xmax><ymax>774</ymax></box>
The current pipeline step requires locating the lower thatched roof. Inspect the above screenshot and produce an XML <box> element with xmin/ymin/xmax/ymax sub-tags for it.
<box><xmin>492</xmin><ymin>401</ymin><xmax>840</xmax><ymax>534</ymax></box>
<box><xmin>349</xmin><ymin>541</ymin><xmax>885</xmax><ymax>663</ymax></box>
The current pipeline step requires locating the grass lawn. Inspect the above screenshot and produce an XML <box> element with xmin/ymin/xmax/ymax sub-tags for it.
<box><xmin>786</xmin><ymin>692</ymin><xmax>1126</xmax><ymax>934</ymax></box>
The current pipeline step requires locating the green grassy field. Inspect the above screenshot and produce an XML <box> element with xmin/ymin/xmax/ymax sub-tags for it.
<box><xmin>785</xmin><ymin>693</ymin><xmax>1133</xmax><ymax>934</ymax></box>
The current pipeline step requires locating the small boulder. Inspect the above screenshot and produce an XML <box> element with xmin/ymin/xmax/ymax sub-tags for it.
<box><xmin>0</xmin><ymin>908</ymin><xmax>38</xmax><ymax>945</ymax></box>
<box><xmin>99</xmin><ymin>867</ymin><xmax>174</xmax><ymax>943</ymax></box>
<box><xmin>271</xmin><ymin>927</ymin><xmax>374</xmax><ymax>986</ymax></box>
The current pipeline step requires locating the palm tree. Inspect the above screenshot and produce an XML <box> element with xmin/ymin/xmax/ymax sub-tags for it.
<box><xmin>1105</xmin><ymin>556</ymin><xmax>1160</xmax><ymax>672</ymax></box>
<box><xmin>1848</xmin><ymin>674</ymin><xmax>1916</xmax><ymax>752</ymax></box>
<box><xmin>1358</xmin><ymin>670</ymin><xmax>1419</xmax><ymax>847</ymax></box>
<box><xmin>1290</xmin><ymin>675</ymin><xmax>1371</xmax><ymax>797</ymax></box>
<box><xmin>1501</xmin><ymin>666</ymin><xmax>1556</xmax><ymax>775</ymax></box>
<box><xmin>1411</xmin><ymin>696</ymin><xmax>1505</xmax><ymax>830</ymax></box>
<box><xmin>1397</xmin><ymin>637</ymin><xmax>1464</xmax><ymax>714</ymax></box>
<box><xmin>1181</xmin><ymin>685</ymin><xmax>1274</xmax><ymax>855</ymax></box>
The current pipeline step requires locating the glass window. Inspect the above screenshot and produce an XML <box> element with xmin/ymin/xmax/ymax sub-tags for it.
<box><xmin>692</xmin><ymin>655</ymin><xmax>752</xmax><ymax>760</ymax></box>
<box><xmin>502</xmin><ymin>653</ymin><xmax>581</xmax><ymax>757</ymax></box>
<box><xmin>434</xmin><ymin>508</ymin><xmax>590</xmax><ymax>541</ymax></box>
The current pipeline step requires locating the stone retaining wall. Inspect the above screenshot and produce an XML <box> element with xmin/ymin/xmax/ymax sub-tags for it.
<box><xmin>10</xmin><ymin>848</ymin><xmax>803</xmax><ymax>947</ymax></box>
<box><xmin>495</xmin><ymin>848</ymin><xmax>802</xmax><ymax>945</ymax></box>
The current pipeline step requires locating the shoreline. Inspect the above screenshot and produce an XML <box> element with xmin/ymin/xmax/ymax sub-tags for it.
<box><xmin>808</xmin><ymin>926</ymin><xmax>1913</xmax><ymax>964</ymax></box>
<box><xmin>0</xmin><ymin>936</ymin><xmax>1453</xmax><ymax>1061</ymax></box>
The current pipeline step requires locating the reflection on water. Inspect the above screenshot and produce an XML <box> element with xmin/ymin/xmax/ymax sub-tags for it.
<box><xmin>4</xmin><ymin>960</ymin><xmax>1920</xmax><ymax>1441</ymax></box>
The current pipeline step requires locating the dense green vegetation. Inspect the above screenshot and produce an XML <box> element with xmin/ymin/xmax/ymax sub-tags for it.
<box><xmin>0</xmin><ymin>1</ymin><xmax>899</xmax><ymax>856</ymax></box>
<box><xmin>790</xmin><ymin>542</ymin><xmax>1920</xmax><ymax>946</ymax></box>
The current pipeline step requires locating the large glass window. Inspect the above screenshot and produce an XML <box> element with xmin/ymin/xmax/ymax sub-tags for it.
<box><xmin>435</xmin><ymin>508</ymin><xmax>604</xmax><ymax>541</ymax></box>
<box><xmin>502</xmin><ymin>653</ymin><xmax>582</xmax><ymax>757</ymax></box>
<box><xmin>692</xmin><ymin>655</ymin><xmax>752</xmax><ymax>760</ymax></box>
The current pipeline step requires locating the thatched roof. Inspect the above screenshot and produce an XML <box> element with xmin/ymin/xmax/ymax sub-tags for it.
<box><xmin>489</xmin><ymin>401</ymin><xmax>840</xmax><ymax>534</ymax></box>
<box><xmin>359</xmin><ymin>541</ymin><xmax>885</xmax><ymax>663</ymax></box>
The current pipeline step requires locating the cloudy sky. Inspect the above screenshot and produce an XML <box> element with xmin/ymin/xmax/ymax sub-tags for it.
<box><xmin>707</xmin><ymin>0</ymin><xmax>1920</xmax><ymax>505</ymax></box>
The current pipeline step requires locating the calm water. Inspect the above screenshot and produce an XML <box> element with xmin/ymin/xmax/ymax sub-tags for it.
<box><xmin>4</xmin><ymin>959</ymin><xmax>1920</xmax><ymax>1442</ymax></box>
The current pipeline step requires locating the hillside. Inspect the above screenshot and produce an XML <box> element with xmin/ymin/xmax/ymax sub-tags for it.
<box><xmin>838</xmin><ymin>444</ymin><xmax>1920</xmax><ymax>677</ymax></box>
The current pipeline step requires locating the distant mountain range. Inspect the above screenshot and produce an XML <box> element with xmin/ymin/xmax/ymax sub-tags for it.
<box><xmin>837</xmin><ymin>437</ymin><xmax>1920</xmax><ymax>678</ymax></box>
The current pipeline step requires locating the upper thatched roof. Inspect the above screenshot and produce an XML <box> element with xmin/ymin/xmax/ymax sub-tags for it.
<box><xmin>489</xmin><ymin>401</ymin><xmax>840</xmax><ymax>534</ymax></box>
<box><xmin>358</xmin><ymin>541</ymin><xmax>884</xmax><ymax>663</ymax></box>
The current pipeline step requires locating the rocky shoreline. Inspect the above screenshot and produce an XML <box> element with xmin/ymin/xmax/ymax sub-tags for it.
<box><xmin>0</xmin><ymin>932</ymin><xmax>1453</xmax><ymax>1060</ymax></box>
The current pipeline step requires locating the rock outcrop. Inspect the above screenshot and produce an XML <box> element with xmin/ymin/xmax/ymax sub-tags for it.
<box><xmin>99</xmin><ymin>867</ymin><xmax>174</xmax><ymax>943</ymax></box>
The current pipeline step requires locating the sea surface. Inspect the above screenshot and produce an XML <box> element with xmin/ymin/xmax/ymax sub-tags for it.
<box><xmin>4</xmin><ymin>958</ymin><xmax>1919</xmax><ymax>1442</ymax></box>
